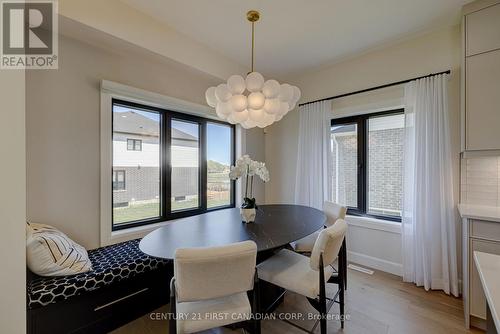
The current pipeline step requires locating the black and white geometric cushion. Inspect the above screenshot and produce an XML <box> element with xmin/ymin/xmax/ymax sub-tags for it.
<box><xmin>27</xmin><ymin>239</ymin><xmax>169</xmax><ymax>309</ymax></box>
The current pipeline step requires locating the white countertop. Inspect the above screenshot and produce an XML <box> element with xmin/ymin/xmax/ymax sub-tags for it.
<box><xmin>458</xmin><ymin>204</ymin><xmax>500</xmax><ymax>222</ymax></box>
<box><xmin>474</xmin><ymin>251</ymin><xmax>500</xmax><ymax>331</ymax></box>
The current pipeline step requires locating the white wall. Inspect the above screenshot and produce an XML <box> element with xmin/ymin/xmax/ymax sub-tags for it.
<box><xmin>26</xmin><ymin>22</ymin><xmax>265</xmax><ymax>250</ymax></box>
<box><xmin>0</xmin><ymin>70</ymin><xmax>26</xmax><ymax>333</ymax></box>
<box><xmin>265</xmin><ymin>25</ymin><xmax>462</xmax><ymax>276</ymax></box>
<box><xmin>347</xmin><ymin>217</ymin><xmax>402</xmax><ymax>276</ymax></box>
<box><xmin>243</xmin><ymin>128</ymin><xmax>267</xmax><ymax>204</ymax></box>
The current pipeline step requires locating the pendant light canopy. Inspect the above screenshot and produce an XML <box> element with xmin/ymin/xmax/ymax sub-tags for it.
<box><xmin>205</xmin><ymin>10</ymin><xmax>301</xmax><ymax>129</ymax></box>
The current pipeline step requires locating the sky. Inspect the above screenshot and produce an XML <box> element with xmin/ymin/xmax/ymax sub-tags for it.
<box><xmin>207</xmin><ymin>123</ymin><xmax>231</xmax><ymax>165</ymax></box>
<box><xmin>114</xmin><ymin>105</ymin><xmax>231</xmax><ymax>165</ymax></box>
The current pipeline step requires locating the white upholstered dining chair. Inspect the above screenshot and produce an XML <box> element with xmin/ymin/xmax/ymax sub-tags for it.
<box><xmin>257</xmin><ymin>219</ymin><xmax>348</xmax><ymax>334</ymax></box>
<box><xmin>291</xmin><ymin>201</ymin><xmax>347</xmax><ymax>253</ymax></box>
<box><xmin>169</xmin><ymin>240</ymin><xmax>260</xmax><ymax>334</ymax></box>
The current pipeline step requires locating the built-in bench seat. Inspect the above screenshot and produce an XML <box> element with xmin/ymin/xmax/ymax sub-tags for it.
<box><xmin>27</xmin><ymin>239</ymin><xmax>173</xmax><ymax>334</ymax></box>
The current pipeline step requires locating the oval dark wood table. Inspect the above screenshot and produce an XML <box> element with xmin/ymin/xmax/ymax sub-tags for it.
<box><xmin>139</xmin><ymin>204</ymin><xmax>326</xmax><ymax>260</ymax></box>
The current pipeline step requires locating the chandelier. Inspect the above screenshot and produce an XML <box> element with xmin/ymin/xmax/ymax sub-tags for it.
<box><xmin>205</xmin><ymin>10</ymin><xmax>301</xmax><ymax>129</ymax></box>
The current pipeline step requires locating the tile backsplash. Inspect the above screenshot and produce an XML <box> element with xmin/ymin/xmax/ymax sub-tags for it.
<box><xmin>461</xmin><ymin>156</ymin><xmax>500</xmax><ymax>206</ymax></box>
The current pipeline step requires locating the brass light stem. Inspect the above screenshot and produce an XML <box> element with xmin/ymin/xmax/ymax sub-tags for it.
<box><xmin>251</xmin><ymin>21</ymin><xmax>255</xmax><ymax>72</ymax></box>
<box><xmin>246</xmin><ymin>10</ymin><xmax>260</xmax><ymax>73</ymax></box>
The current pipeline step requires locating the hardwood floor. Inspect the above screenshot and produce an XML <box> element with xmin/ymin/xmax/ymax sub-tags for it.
<box><xmin>111</xmin><ymin>267</ymin><xmax>484</xmax><ymax>334</ymax></box>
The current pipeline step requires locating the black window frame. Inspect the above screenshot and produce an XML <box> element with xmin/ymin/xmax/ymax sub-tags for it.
<box><xmin>127</xmin><ymin>138</ymin><xmax>142</xmax><ymax>151</ymax></box>
<box><xmin>112</xmin><ymin>98</ymin><xmax>236</xmax><ymax>231</ymax></box>
<box><xmin>112</xmin><ymin>170</ymin><xmax>126</xmax><ymax>191</ymax></box>
<box><xmin>331</xmin><ymin>108</ymin><xmax>404</xmax><ymax>222</ymax></box>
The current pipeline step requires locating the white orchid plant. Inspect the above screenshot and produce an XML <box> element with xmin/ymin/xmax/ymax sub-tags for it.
<box><xmin>229</xmin><ymin>155</ymin><xmax>270</xmax><ymax>209</ymax></box>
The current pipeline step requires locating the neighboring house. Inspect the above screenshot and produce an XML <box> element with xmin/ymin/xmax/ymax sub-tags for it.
<box><xmin>331</xmin><ymin>115</ymin><xmax>403</xmax><ymax>216</ymax></box>
<box><xmin>112</xmin><ymin>111</ymin><xmax>198</xmax><ymax>207</ymax></box>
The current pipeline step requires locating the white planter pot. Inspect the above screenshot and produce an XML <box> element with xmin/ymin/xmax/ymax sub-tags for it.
<box><xmin>240</xmin><ymin>208</ymin><xmax>256</xmax><ymax>223</ymax></box>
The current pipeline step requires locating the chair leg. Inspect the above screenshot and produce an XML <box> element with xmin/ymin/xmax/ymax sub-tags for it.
<box><xmin>319</xmin><ymin>254</ymin><xmax>327</xmax><ymax>334</ymax></box>
<box><xmin>169</xmin><ymin>278</ymin><xmax>176</xmax><ymax>334</ymax></box>
<box><xmin>342</xmin><ymin>239</ymin><xmax>347</xmax><ymax>290</ymax></box>
<box><xmin>252</xmin><ymin>271</ymin><xmax>261</xmax><ymax>334</ymax></box>
<box><xmin>339</xmin><ymin>263</ymin><xmax>345</xmax><ymax>329</ymax></box>
<box><xmin>320</xmin><ymin>290</ymin><xmax>327</xmax><ymax>334</ymax></box>
<box><xmin>340</xmin><ymin>288</ymin><xmax>345</xmax><ymax>328</ymax></box>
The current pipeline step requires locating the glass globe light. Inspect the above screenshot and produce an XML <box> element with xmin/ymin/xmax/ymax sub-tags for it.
<box><xmin>230</xmin><ymin>94</ymin><xmax>248</xmax><ymax>112</ymax></box>
<box><xmin>205</xmin><ymin>87</ymin><xmax>217</xmax><ymax>107</ymax></box>
<box><xmin>262</xmin><ymin>111</ymin><xmax>274</xmax><ymax>127</ymax></box>
<box><xmin>232</xmin><ymin>109</ymin><xmax>249</xmax><ymax>123</ymax></box>
<box><xmin>226</xmin><ymin>113</ymin><xmax>237</xmax><ymax>124</ymax></box>
<box><xmin>292</xmin><ymin>86</ymin><xmax>301</xmax><ymax>103</ymax></box>
<box><xmin>242</xmin><ymin>119</ymin><xmax>257</xmax><ymax>129</ymax></box>
<box><xmin>247</xmin><ymin>92</ymin><xmax>265</xmax><ymax>110</ymax></box>
<box><xmin>256</xmin><ymin>118</ymin><xmax>268</xmax><ymax>128</ymax></box>
<box><xmin>264</xmin><ymin>98</ymin><xmax>280</xmax><ymax>115</ymax></box>
<box><xmin>262</xmin><ymin>79</ymin><xmax>280</xmax><ymax>98</ymax></box>
<box><xmin>279</xmin><ymin>83</ymin><xmax>293</xmax><ymax>102</ymax></box>
<box><xmin>216</xmin><ymin>101</ymin><xmax>232</xmax><ymax>118</ymax></box>
<box><xmin>216</xmin><ymin>108</ymin><xmax>227</xmax><ymax>120</ymax></box>
<box><xmin>278</xmin><ymin>102</ymin><xmax>289</xmax><ymax>116</ymax></box>
<box><xmin>248</xmin><ymin>108</ymin><xmax>265</xmax><ymax>122</ymax></box>
<box><xmin>227</xmin><ymin>75</ymin><xmax>246</xmax><ymax>95</ymax></box>
<box><xmin>246</xmin><ymin>72</ymin><xmax>265</xmax><ymax>92</ymax></box>
<box><xmin>215</xmin><ymin>83</ymin><xmax>232</xmax><ymax>102</ymax></box>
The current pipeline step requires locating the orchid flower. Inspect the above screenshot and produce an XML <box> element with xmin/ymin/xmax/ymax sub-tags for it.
<box><xmin>228</xmin><ymin>155</ymin><xmax>270</xmax><ymax>201</ymax></box>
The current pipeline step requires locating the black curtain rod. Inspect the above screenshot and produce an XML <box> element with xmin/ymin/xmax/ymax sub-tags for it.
<box><xmin>298</xmin><ymin>70</ymin><xmax>451</xmax><ymax>107</ymax></box>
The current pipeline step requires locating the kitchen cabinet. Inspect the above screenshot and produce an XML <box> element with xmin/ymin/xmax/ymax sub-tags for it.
<box><xmin>462</xmin><ymin>0</ymin><xmax>500</xmax><ymax>151</ymax></box>
<box><xmin>466</xmin><ymin>50</ymin><xmax>500</xmax><ymax>150</ymax></box>
<box><xmin>459</xmin><ymin>203</ymin><xmax>500</xmax><ymax>330</ymax></box>
<box><xmin>466</xmin><ymin>2</ymin><xmax>500</xmax><ymax>56</ymax></box>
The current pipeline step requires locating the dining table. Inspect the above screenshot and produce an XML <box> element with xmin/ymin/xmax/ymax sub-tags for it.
<box><xmin>139</xmin><ymin>204</ymin><xmax>327</xmax><ymax>260</ymax></box>
<box><xmin>139</xmin><ymin>204</ymin><xmax>330</xmax><ymax>315</ymax></box>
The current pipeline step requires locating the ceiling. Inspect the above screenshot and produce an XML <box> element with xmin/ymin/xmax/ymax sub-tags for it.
<box><xmin>120</xmin><ymin>0</ymin><xmax>471</xmax><ymax>78</ymax></box>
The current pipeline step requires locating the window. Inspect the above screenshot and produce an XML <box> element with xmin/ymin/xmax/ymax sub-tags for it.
<box><xmin>171</xmin><ymin>119</ymin><xmax>200</xmax><ymax>211</ymax></box>
<box><xmin>112</xmin><ymin>99</ymin><xmax>235</xmax><ymax>230</ymax></box>
<box><xmin>331</xmin><ymin>109</ymin><xmax>404</xmax><ymax>221</ymax></box>
<box><xmin>207</xmin><ymin>123</ymin><xmax>233</xmax><ymax>208</ymax></box>
<box><xmin>367</xmin><ymin>114</ymin><xmax>404</xmax><ymax>218</ymax></box>
<box><xmin>127</xmin><ymin>139</ymin><xmax>142</xmax><ymax>151</ymax></box>
<box><xmin>112</xmin><ymin>170</ymin><xmax>126</xmax><ymax>191</ymax></box>
<box><xmin>113</xmin><ymin>104</ymin><xmax>161</xmax><ymax>225</ymax></box>
<box><xmin>331</xmin><ymin>123</ymin><xmax>358</xmax><ymax>208</ymax></box>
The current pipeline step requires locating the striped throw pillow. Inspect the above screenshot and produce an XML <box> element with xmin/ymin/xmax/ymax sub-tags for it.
<box><xmin>26</xmin><ymin>222</ymin><xmax>92</xmax><ymax>276</ymax></box>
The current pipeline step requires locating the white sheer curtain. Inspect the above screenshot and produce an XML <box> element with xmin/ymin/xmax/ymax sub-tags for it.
<box><xmin>295</xmin><ymin>100</ymin><xmax>332</xmax><ymax>209</ymax></box>
<box><xmin>402</xmin><ymin>74</ymin><xmax>459</xmax><ymax>296</ymax></box>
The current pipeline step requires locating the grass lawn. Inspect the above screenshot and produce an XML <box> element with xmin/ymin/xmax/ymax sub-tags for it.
<box><xmin>113</xmin><ymin>197</ymin><xmax>231</xmax><ymax>225</ymax></box>
<box><xmin>113</xmin><ymin>202</ymin><xmax>160</xmax><ymax>224</ymax></box>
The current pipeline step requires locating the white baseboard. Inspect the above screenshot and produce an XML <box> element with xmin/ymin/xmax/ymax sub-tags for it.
<box><xmin>347</xmin><ymin>252</ymin><xmax>463</xmax><ymax>295</ymax></box>
<box><xmin>348</xmin><ymin>251</ymin><xmax>402</xmax><ymax>277</ymax></box>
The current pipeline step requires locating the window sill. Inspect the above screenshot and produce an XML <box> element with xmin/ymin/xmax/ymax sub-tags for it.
<box><xmin>105</xmin><ymin>219</ymin><xmax>177</xmax><ymax>246</ymax></box>
<box><xmin>345</xmin><ymin>215</ymin><xmax>401</xmax><ymax>234</ymax></box>
<box><xmin>105</xmin><ymin>205</ymin><xmax>235</xmax><ymax>246</ymax></box>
